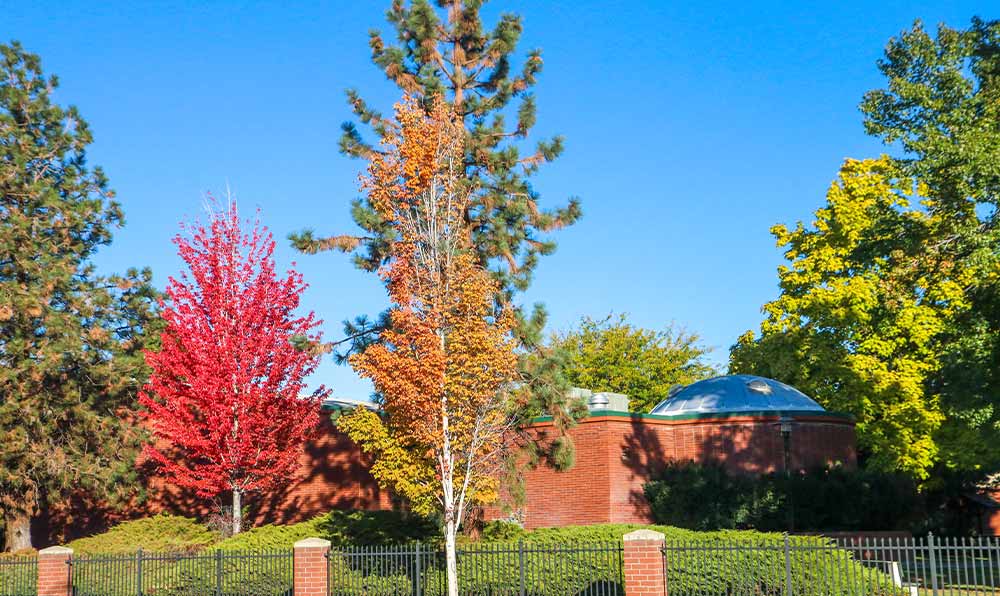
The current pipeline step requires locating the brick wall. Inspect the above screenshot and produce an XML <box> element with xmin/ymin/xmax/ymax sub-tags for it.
<box><xmin>37</xmin><ymin>415</ymin><xmax>393</xmax><ymax>545</ymax></box>
<box><xmin>39</xmin><ymin>409</ymin><xmax>856</xmax><ymax>545</ymax></box>
<box><xmin>622</xmin><ymin>529</ymin><xmax>667</xmax><ymax>596</ymax></box>
<box><xmin>140</xmin><ymin>415</ymin><xmax>393</xmax><ymax>525</ymax></box>
<box><xmin>515</xmin><ymin>413</ymin><xmax>856</xmax><ymax>528</ymax></box>
<box><xmin>36</xmin><ymin>546</ymin><xmax>71</xmax><ymax>596</ymax></box>
<box><xmin>293</xmin><ymin>538</ymin><xmax>330</xmax><ymax>596</ymax></box>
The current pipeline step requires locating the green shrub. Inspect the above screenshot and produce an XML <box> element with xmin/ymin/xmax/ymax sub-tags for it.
<box><xmin>644</xmin><ymin>461</ymin><xmax>922</xmax><ymax>532</ymax></box>
<box><xmin>328</xmin><ymin>554</ymin><xmax>414</xmax><ymax>596</ymax></box>
<box><xmin>67</xmin><ymin>514</ymin><xmax>217</xmax><ymax>554</ymax></box>
<box><xmin>0</xmin><ymin>554</ymin><xmax>37</xmax><ymax>596</ymax></box>
<box><xmin>463</xmin><ymin>525</ymin><xmax>899</xmax><ymax>596</ymax></box>
<box><xmin>643</xmin><ymin>461</ymin><xmax>758</xmax><ymax>530</ymax></box>
<box><xmin>69</xmin><ymin>551</ymin><xmax>294</xmax><ymax>596</ymax></box>
<box><xmin>477</xmin><ymin>519</ymin><xmax>525</xmax><ymax>542</ymax></box>
<box><xmin>215</xmin><ymin>509</ymin><xmax>439</xmax><ymax>551</ymax></box>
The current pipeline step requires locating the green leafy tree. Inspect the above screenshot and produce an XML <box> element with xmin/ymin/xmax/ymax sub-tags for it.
<box><xmin>290</xmin><ymin>1</ymin><xmax>585</xmax><ymax>464</ymax></box>
<box><xmin>733</xmin><ymin>19</ymin><xmax>1000</xmax><ymax>481</ymax></box>
<box><xmin>0</xmin><ymin>42</ymin><xmax>158</xmax><ymax>551</ymax></box>
<box><xmin>860</xmin><ymin>17</ymin><xmax>1000</xmax><ymax>475</ymax></box>
<box><xmin>552</xmin><ymin>314</ymin><xmax>715</xmax><ymax>413</ymax></box>
<box><xmin>730</xmin><ymin>157</ymin><xmax>978</xmax><ymax>480</ymax></box>
<box><xmin>861</xmin><ymin>18</ymin><xmax>1000</xmax><ymax>211</ymax></box>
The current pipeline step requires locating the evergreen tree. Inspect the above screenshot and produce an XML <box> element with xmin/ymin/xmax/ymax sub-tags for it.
<box><xmin>0</xmin><ymin>42</ymin><xmax>158</xmax><ymax>550</ymax></box>
<box><xmin>290</xmin><ymin>1</ymin><xmax>585</xmax><ymax>461</ymax></box>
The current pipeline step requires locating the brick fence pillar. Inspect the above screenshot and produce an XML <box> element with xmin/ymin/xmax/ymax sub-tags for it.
<box><xmin>294</xmin><ymin>537</ymin><xmax>330</xmax><ymax>596</ymax></box>
<box><xmin>623</xmin><ymin>529</ymin><xmax>667</xmax><ymax>596</ymax></box>
<box><xmin>37</xmin><ymin>545</ymin><xmax>72</xmax><ymax>596</ymax></box>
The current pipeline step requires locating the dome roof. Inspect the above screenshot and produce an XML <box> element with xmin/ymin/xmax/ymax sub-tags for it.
<box><xmin>649</xmin><ymin>375</ymin><xmax>825</xmax><ymax>416</ymax></box>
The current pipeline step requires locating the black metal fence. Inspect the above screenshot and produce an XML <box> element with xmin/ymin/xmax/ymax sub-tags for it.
<box><xmin>662</xmin><ymin>534</ymin><xmax>1000</xmax><ymax>596</ymax></box>
<box><xmin>69</xmin><ymin>549</ymin><xmax>293</xmax><ymax>596</ymax></box>
<box><xmin>327</xmin><ymin>541</ymin><xmax>625</xmax><ymax>596</ymax></box>
<box><xmin>0</xmin><ymin>556</ymin><xmax>36</xmax><ymax>596</ymax></box>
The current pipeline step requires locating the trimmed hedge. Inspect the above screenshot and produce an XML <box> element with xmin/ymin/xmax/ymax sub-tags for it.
<box><xmin>64</xmin><ymin>510</ymin><xmax>438</xmax><ymax>555</ymax></box>
<box><xmin>0</xmin><ymin>554</ymin><xmax>36</xmax><ymax>596</ymax></box>
<box><xmin>69</xmin><ymin>551</ymin><xmax>293</xmax><ymax>596</ymax></box>
<box><xmin>67</xmin><ymin>514</ymin><xmax>217</xmax><ymax>554</ymax></box>
<box><xmin>59</xmin><ymin>515</ymin><xmax>900</xmax><ymax>596</ymax></box>
<box><xmin>324</xmin><ymin>525</ymin><xmax>899</xmax><ymax>596</ymax></box>
<box><xmin>215</xmin><ymin>509</ymin><xmax>439</xmax><ymax>551</ymax></box>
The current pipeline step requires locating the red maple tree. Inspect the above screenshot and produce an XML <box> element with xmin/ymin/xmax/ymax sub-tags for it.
<box><xmin>140</xmin><ymin>201</ymin><xmax>327</xmax><ymax>534</ymax></box>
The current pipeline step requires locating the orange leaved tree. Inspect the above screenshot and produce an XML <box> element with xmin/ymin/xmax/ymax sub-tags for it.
<box><xmin>337</xmin><ymin>97</ymin><xmax>518</xmax><ymax>596</ymax></box>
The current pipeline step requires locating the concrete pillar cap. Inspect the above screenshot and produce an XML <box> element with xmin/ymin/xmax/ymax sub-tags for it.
<box><xmin>38</xmin><ymin>545</ymin><xmax>73</xmax><ymax>555</ymax></box>
<box><xmin>294</xmin><ymin>537</ymin><xmax>331</xmax><ymax>549</ymax></box>
<box><xmin>623</xmin><ymin>529</ymin><xmax>666</xmax><ymax>542</ymax></box>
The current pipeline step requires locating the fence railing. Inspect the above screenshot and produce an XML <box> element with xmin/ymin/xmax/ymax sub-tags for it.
<box><xmin>662</xmin><ymin>534</ymin><xmax>1000</xmax><ymax>596</ymax></box>
<box><xmin>327</xmin><ymin>541</ymin><xmax>625</xmax><ymax>596</ymax></box>
<box><xmin>69</xmin><ymin>548</ymin><xmax>293</xmax><ymax>596</ymax></box>
<box><xmin>0</xmin><ymin>556</ymin><xmax>37</xmax><ymax>596</ymax></box>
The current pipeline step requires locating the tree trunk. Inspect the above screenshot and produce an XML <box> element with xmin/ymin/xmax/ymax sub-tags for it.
<box><xmin>4</xmin><ymin>510</ymin><xmax>32</xmax><ymax>553</ymax></box>
<box><xmin>444</xmin><ymin>515</ymin><xmax>458</xmax><ymax>596</ymax></box>
<box><xmin>231</xmin><ymin>488</ymin><xmax>242</xmax><ymax>535</ymax></box>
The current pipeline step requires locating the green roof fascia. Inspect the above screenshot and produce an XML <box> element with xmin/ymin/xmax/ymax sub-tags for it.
<box><xmin>530</xmin><ymin>409</ymin><xmax>854</xmax><ymax>424</ymax></box>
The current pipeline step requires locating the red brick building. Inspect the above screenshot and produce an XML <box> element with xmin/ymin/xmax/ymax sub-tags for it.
<box><xmin>183</xmin><ymin>376</ymin><xmax>856</xmax><ymax>527</ymax></box>
<box><xmin>42</xmin><ymin>375</ymin><xmax>857</xmax><ymax>543</ymax></box>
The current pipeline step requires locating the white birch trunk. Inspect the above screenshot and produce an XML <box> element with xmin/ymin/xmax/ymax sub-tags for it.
<box><xmin>232</xmin><ymin>487</ymin><xmax>243</xmax><ymax>535</ymax></box>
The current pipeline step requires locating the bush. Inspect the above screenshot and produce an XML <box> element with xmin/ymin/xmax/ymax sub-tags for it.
<box><xmin>68</xmin><ymin>551</ymin><xmax>294</xmax><ymax>596</ymax></box>
<box><xmin>477</xmin><ymin>519</ymin><xmax>525</xmax><ymax>542</ymax></box>
<box><xmin>642</xmin><ymin>461</ymin><xmax>758</xmax><ymax>530</ymax></box>
<box><xmin>644</xmin><ymin>461</ymin><xmax>921</xmax><ymax>532</ymax></box>
<box><xmin>0</xmin><ymin>554</ymin><xmax>36</xmax><ymax>596</ymax></box>
<box><xmin>448</xmin><ymin>525</ymin><xmax>897</xmax><ymax>596</ymax></box>
<box><xmin>215</xmin><ymin>509</ymin><xmax>439</xmax><ymax>551</ymax></box>
<box><xmin>67</xmin><ymin>514</ymin><xmax>217</xmax><ymax>554</ymax></box>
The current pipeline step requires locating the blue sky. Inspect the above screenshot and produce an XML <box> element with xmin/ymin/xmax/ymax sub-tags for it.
<box><xmin>7</xmin><ymin>1</ymin><xmax>988</xmax><ymax>399</ymax></box>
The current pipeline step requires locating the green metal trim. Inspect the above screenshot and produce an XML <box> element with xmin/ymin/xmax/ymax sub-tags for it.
<box><xmin>531</xmin><ymin>409</ymin><xmax>853</xmax><ymax>423</ymax></box>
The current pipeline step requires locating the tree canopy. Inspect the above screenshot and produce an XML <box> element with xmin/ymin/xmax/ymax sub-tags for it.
<box><xmin>291</xmin><ymin>0</ymin><xmax>581</xmax><ymax>296</ymax></box>
<box><xmin>730</xmin><ymin>157</ymin><xmax>969</xmax><ymax>479</ymax></box>
<box><xmin>0</xmin><ymin>41</ymin><xmax>158</xmax><ymax>550</ymax></box>
<box><xmin>553</xmin><ymin>314</ymin><xmax>715</xmax><ymax>413</ymax></box>
<box><xmin>733</xmin><ymin>18</ymin><xmax>1000</xmax><ymax>482</ymax></box>
<box><xmin>290</xmin><ymin>0</ymin><xmax>585</xmax><ymax>470</ymax></box>
<box><xmin>140</xmin><ymin>202</ymin><xmax>327</xmax><ymax>535</ymax></box>
<box><xmin>336</xmin><ymin>98</ymin><xmax>519</xmax><ymax>596</ymax></box>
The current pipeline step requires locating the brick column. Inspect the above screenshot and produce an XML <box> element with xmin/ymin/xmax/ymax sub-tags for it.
<box><xmin>37</xmin><ymin>545</ymin><xmax>72</xmax><ymax>596</ymax></box>
<box><xmin>294</xmin><ymin>537</ymin><xmax>330</xmax><ymax>596</ymax></box>
<box><xmin>623</xmin><ymin>529</ymin><xmax>667</xmax><ymax>596</ymax></box>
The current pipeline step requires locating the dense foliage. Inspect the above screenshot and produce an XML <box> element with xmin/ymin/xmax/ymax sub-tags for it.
<box><xmin>66</xmin><ymin>515</ymin><xmax>216</xmax><ymax>554</ymax></box>
<box><xmin>290</xmin><ymin>0</ymin><xmax>586</xmax><ymax>470</ymax></box>
<box><xmin>215</xmin><ymin>510</ymin><xmax>440</xmax><ymax>551</ymax></box>
<box><xmin>140</xmin><ymin>203</ymin><xmax>328</xmax><ymax>535</ymax></box>
<box><xmin>644</xmin><ymin>461</ymin><xmax>921</xmax><ymax>532</ymax></box>
<box><xmin>552</xmin><ymin>314</ymin><xmax>715</xmax><ymax>412</ymax></box>
<box><xmin>860</xmin><ymin>18</ymin><xmax>1000</xmax><ymax>480</ymax></box>
<box><xmin>730</xmin><ymin>157</ymin><xmax>963</xmax><ymax>479</ymax></box>
<box><xmin>58</xmin><ymin>517</ymin><xmax>896</xmax><ymax>596</ymax></box>
<box><xmin>61</xmin><ymin>510</ymin><xmax>439</xmax><ymax>554</ymax></box>
<box><xmin>732</xmin><ymin>18</ymin><xmax>1000</xmax><ymax>482</ymax></box>
<box><xmin>0</xmin><ymin>41</ymin><xmax>158</xmax><ymax>551</ymax></box>
<box><xmin>334</xmin><ymin>98</ymin><xmax>519</xmax><ymax>596</ymax></box>
<box><xmin>443</xmin><ymin>526</ymin><xmax>892</xmax><ymax>596</ymax></box>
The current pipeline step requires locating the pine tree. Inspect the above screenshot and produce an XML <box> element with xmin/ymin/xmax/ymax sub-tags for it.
<box><xmin>290</xmin><ymin>1</ymin><xmax>585</xmax><ymax>465</ymax></box>
<box><xmin>0</xmin><ymin>42</ymin><xmax>158</xmax><ymax>551</ymax></box>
